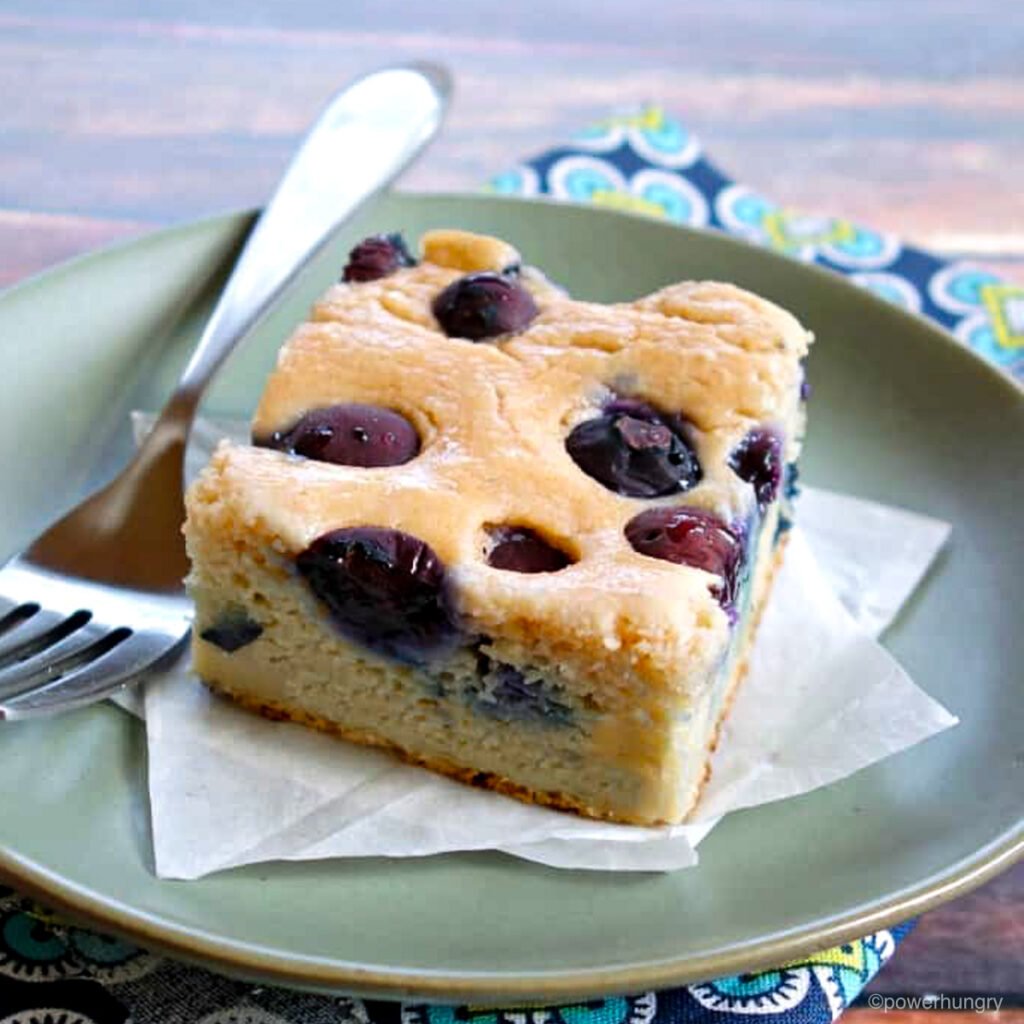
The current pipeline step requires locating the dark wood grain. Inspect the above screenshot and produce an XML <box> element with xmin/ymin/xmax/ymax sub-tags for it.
<box><xmin>0</xmin><ymin>0</ymin><xmax>1020</xmax><ymax>998</ymax></box>
<box><xmin>0</xmin><ymin>2</ymin><xmax>1022</xmax><ymax>280</ymax></box>
<box><xmin>867</xmin><ymin>862</ymin><xmax>1024</xmax><ymax>995</ymax></box>
<box><xmin>0</xmin><ymin>210</ymin><xmax>152</xmax><ymax>286</ymax></box>
<box><xmin>849</xmin><ymin>1012</ymin><xmax>1024</xmax><ymax>1024</ymax></box>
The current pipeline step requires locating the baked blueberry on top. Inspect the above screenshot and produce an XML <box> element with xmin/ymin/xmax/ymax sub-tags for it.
<box><xmin>256</xmin><ymin>403</ymin><xmax>420</xmax><ymax>467</ymax></box>
<box><xmin>185</xmin><ymin>228</ymin><xmax>812</xmax><ymax>826</ymax></box>
<box><xmin>342</xmin><ymin>233</ymin><xmax>415</xmax><ymax>282</ymax></box>
<box><xmin>432</xmin><ymin>272</ymin><xmax>538</xmax><ymax>340</ymax></box>
<box><xmin>566</xmin><ymin>398</ymin><xmax>701</xmax><ymax>497</ymax></box>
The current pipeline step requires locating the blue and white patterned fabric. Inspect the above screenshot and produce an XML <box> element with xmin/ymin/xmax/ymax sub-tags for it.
<box><xmin>16</xmin><ymin>104</ymin><xmax>1015</xmax><ymax>1024</ymax></box>
<box><xmin>491</xmin><ymin>107</ymin><xmax>1023</xmax><ymax>380</ymax></box>
<box><xmin>0</xmin><ymin>884</ymin><xmax>913</xmax><ymax>1024</ymax></box>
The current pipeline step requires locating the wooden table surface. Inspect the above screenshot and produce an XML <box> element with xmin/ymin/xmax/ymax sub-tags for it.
<box><xmin>1</xmin><ymin>0</ymin><xmax>1021</xmax><ymax>1013</ymax></box>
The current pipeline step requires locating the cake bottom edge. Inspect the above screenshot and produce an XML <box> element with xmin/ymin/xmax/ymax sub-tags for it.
<box><xmin>199</xmin><ymin>536</ymin><xmax>789</xmax><ymax>830</ymax></box>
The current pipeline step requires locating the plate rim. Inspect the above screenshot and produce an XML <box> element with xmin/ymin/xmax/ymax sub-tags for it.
<box><xmin>0</xmin><ymin>193</ymin><xmax>1021</xmax><ymax>1001</ymax></box>
<box><xmin>2</xmin><ymin>833</ymin><xmax>1021</xmax><ymax>1000</ymax></box>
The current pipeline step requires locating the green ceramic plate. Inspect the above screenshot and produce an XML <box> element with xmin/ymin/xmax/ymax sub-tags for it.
<box><xmin>0</xmin><ymin>194</ymin><xmax>1021</xmax><ymax>1002</ymax></box>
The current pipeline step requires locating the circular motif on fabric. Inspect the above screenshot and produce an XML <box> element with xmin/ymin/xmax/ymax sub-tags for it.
<box><xmin>402</xmin><ymin>992</ymin><xmax>656</xmax><ymax>1024</ymax></box>
<box><xmin>334</xmin><ymin>998</ymin><xmax>371</xmax><ymax>1024</ymax></box>
<box><xmin>713</xmin><ymin>184</ymin><xmax>777</xmax><ymax>240</ymax></box>
<box><xmin>402</xmin><ymin>1006</ymin><xmax>496</xmax><ymax>1024</ymax></box>
<box><xmin>627</xmin><ymin>116</ymin><xmax>702</xmax><ymax>168</ymax></box>
<box><xmin>954</xmin><ymin>311</ymin><xmax>1022</xmax><ymax>371</ymax></box>
<box><xmin>0</xmin><ymin>1010</ymin><xmax>99</xmax><ymax>1024</ymax></box>
<box><xmin>870</xmin><ymin>928</ymin><xmax>896</xmax><ymax>963</ymax></box>
<box><xmin>689</xmin><ymin>967</ymin><xmax>811</xmax><ymax>1014</ymax></box>
<box><xmin>561</xmin><ymin>992</ymin><xmax>657</xmax><ymax>1024</ymax></box>
<box><xmin>820</xmin><ymin>227</ymin><xmax>901</xmax><ymax>270</ymax></box>
<box><xmin>197</xmin><ymin>1009</ymin><xmax>293</xmax><ymax>1024</ymax></box>
<box><xmin>850</xmin><ymin>272</ymin><xmax>923</xmax><ymax>312</ymax></box>
<box><xmin>547</xmin><ymin>155</ymin><xmax>629</xmax><ymax>203</ymax></box>
<box><xmin>809</xmin><ymin>932</ymin><xmax>892</xmax><ymax>1018</ymax></box>
<box><xmin>570</xmin><ymin>122</ymin><xmax>628</xmax><ymax>153</ymax></box>
<box><xmin>928</xmin><ymin>263</ymin><xmax>1003</xmax><ymax>315</ymax></box>
<box><xmin>66</xmin><ymin>928</ymin><xmax>158</xmax><ymax>984</ymax></box>
<box><xmin>630</xmin><ymin>169</ymin><xmax>710</xmax><ymax>226</ymax></box>
<box><xmin>810</xmin><ymin>964</ymin><xmax>847</xmax><ymax>1020</ymax></box>
<box><xmin>67</xmin><ymin>931</ymin><xmax>138</xmax><ymax>966</ymax></box>
<box><xmin>0</xmin><ymin>911</ymin><xmax>78</xmax><ymax>980</ymax></box>
<box><xmin>489</xmin><ymin>164</ymin><xmax>541</xmax><ymax>197</ymax></box>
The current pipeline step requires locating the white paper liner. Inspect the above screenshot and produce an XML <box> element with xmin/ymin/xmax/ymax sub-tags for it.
<box><xmin>130</xmin><ymin>414</ymin><xmax>957</xmax><ymax>878</ymax></box>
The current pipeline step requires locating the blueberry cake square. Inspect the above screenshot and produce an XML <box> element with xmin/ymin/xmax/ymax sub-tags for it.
<box><xmin>184</xmin><ymin>228</ymin><xmax>812</xmax><ymax>825</ymax></box>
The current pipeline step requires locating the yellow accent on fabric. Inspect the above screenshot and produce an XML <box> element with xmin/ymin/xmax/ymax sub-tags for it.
<box><xmin>590</xmin><ymin>190</ymin><xmax>667</xmax><ymax>218</ymax></box>
<box><xmin>590</xmin><ymin>107</ymin><xmax>665</xmax><ymax>133</ymax></box>
<box><xmin>982</xmin><ymin>284</ymin><xmax>1024</xmax><ymax>348</ymax></box>
<box><xmin>763</xmin><ymin>212</ymin><xmax>856</xmax><ymax>252</ymax></box>
<box><xmin>782</xmin><ymin>938</ymin><xmax>867</xmax><ymax>972</ymax></box>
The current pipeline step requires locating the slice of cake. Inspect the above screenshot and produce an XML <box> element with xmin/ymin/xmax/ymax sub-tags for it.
<box><xmin>184</xmin><ymin>228</ymin><xmax>812</xmax><ymax>825</ymax></box>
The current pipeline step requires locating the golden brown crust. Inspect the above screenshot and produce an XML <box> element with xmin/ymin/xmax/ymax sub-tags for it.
<box><xmin>202</xmin><ymin>677</ymin><xmax>646</xmax><ymax>824</ymax></box>
<box><xmin>186</xmin><ymin>228</ymin><xmax>808</xmax><ymax>827</ymax></box>
<box><xmin>201</xmin><ymin>538</ymin><xmax>790</xmax><ymax>828</ymax></box>
<box><xmin>214</xmin><ymin>229</ymin><xmax>812</xmax><ymax>684</ymax></box>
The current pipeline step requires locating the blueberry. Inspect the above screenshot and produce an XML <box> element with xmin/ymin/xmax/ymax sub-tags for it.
<box><xmin>774</xmin><ymin>461</ymin><xmax>801</xmax><ymax>542</ymax></box>
<box><xmin>296</xmin><ymin>527</ymin><xmax>458</xmax><ymax>663</ymax></box>
<box><xmin>471</xmin><ymin>652</ymin><xmax>573</xmax><ymax>725</ymax></box>
<box><xmin>729</xmin><ymin>427</ymin><xmax>783</xmax><ymax>509</ymax></box>
<box><xmin>432</xmin><ymin>272</ymin><xmax>538</xmax><ymax>341</ymax></box>
<box><xmin>342</xmin><ymin>233</ymin><xmax>415</xmax><ymax>282</ymax></box>
<box><xmin>774</xmin><ymin>513</ymin><xmax>793</xmax><ymax>542</ymax></box>
<box><xmin>256</xmin><ymin>404</ymin><xmax>419</xmax><ymax>468</ymax></box>
<box><xmin>625</xmin><ymin>507</ymin><xmax>745</xmax><ymax>618</ymax></box>
<box><xmin>200</xmin><ymin>609</ymin><xmax>263</xmax><ymax>653</ymax></box>
<box><xmin>783</xmin><ymin>461</ymin><xmax>800</xmax><ymax>503</ymax></box>
<box><xmin>799</xmin><ymin>356</ymin><xmax>812</xmax><ymax>401</ymax></box>
<box><xmin>566</xmin><ymin>399</ymin><xmax>701</xmax><ymax>498</ymax></box>
<box><xmin>487</xmin><ymin>526</ymin><xmax>571</xmax><ymax>574</ymax></box>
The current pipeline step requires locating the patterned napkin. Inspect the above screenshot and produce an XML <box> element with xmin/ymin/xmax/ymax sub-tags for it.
<box><xmin>3</xmin><ymin>105</ymin><xmax>1015</xmax><ymax>1024</ymax></box>
<box><xmin>492</xmin><ymin>108</ymin><xmax>1023</xmax><ymax>381</ymax></box>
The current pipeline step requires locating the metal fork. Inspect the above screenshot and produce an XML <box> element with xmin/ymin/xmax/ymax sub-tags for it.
<box><xmin>0</xmin><ymin>64</ymin><xmax>450</xmax><ymax>720</ymax></box>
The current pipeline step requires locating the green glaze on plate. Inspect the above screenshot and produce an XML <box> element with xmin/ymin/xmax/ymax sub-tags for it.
<box><xmin>0</xmin><ymin>194</ymin><xmax>1021</xmax><ymax>1002</ymax></box>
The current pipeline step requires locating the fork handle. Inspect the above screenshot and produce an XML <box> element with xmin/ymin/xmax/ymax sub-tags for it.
<box><xmin>153</xmin><ymin>63</ymin><xmax>450</xmax><ymax>437</ymax></box>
